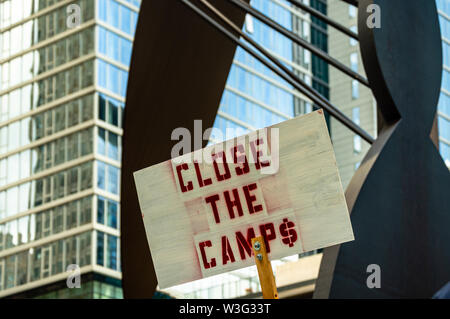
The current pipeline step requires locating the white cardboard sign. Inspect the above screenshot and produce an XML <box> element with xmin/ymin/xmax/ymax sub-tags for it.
<box><xmin>134</xmin><ymin>110</ymin><xmax>354</xmax><ymax>288</ymax></box>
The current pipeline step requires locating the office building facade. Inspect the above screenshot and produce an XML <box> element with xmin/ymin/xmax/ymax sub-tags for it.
<box><xmin>0</xmin><ymin>0</ymin><xmax>140</xmax><ymax>298</ymax></box>
<box><xmin>327</xmin><ymin>0</ymin><xmax>376</xmax><ymax>189</ymax></box>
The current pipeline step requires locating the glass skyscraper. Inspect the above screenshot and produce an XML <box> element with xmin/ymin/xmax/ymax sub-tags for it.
<box><xmin>437</xmin><ymin>0</ymin><xmax>450</xmax><ymax>167</ymax></box>
<box><xmin>0</xmin><ymin>0</ymin><xmax>140</xmax><ymax>298</ymax></box>
<box><xmin>163</xmin><ymin>0</ymin><xmax>327</xmax><ymax>299</ymax></box>
<box><xmin>211</xmin><ymin>0</ymin><xmax>324</xmax><ymax>140</ymax></box>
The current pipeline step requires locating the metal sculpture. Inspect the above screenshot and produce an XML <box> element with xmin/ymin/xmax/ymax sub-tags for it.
<box><xmin>122</xmin><ymin>0</ymin><xmax>449</xmax><ymax>299</ymax></box>
<box><xmin>315</xmin><ymin>0</ymin><xmax>450</xmax><ymax>298</ymax></box>
<box><xmin>120</xmin><ymin>0</ymin><xmax>247</xmax><ymax>298</ymax></box>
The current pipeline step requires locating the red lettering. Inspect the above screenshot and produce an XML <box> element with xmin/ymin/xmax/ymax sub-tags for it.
<box><xmin>221</xmin><ymin>236</ymin><xmax>236</xmax><ymax>265</ymax></box>
<box><xmin>243</xmin><ymin>183</ymin><xmax>263</xmax><ymax>214</ymax></box>
<box><xmin>205</xmin><ymin>194</ymin><xmax>221</xmax><ymax>224</ymax></box>
<box><xmin>212</xmin><ymin>151</ymin><xmax>231</xmax><ymax>181</ymax></box>
<box><xmin>232</xmin><ymin>144</ymin><xmax>249</xmax><ymax>176</ymax></box>
<box><xmin>224</xmin><ymin>188</ymin><xmax>243</xmax><ymax>219</ymax></box>
<box><xmin>176</xmin><ymin>163</ymin><xmax>193</xmax><ymax>193</ymax></box>
<box><xmin>250</xmin><ymin>138</ymin><xmax>270</xmax><ymax>170</ymax></box>
<box><xmin>199</xmin><ymin>240</ymin><xmax>216</xmax><ymax>269</ymax></box>
<box><xmin>236</xmin><ymin>228</ymin><xmax>256</xmax><ymax>260</ymax></box>
<box><xmin>259</xmin><ymin>223</ymin><xmax>276</xmax><ymax>253</ymax></box>
<box><xmin>194</xmin><ymin>160</ymin><xmax>212</xmax><ymax>188</ymax></box>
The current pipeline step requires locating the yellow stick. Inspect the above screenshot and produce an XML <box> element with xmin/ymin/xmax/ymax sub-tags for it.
<box><xmin>251</xmin><ymin>236</ymin><xmax>279</xmax><ymax>299</ymax></box>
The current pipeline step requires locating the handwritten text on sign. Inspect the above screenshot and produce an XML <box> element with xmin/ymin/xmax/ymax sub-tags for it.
<box><xmin>134</xmin><ymin>111</ymin><xmax>354</xmax><ymax>288</ymax></box>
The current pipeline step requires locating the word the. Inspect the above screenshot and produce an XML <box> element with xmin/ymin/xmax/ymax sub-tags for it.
<box><xmin>205</xmin><ymin>183</ymin><xmax>264</xmax><ymax>224</ymax></box>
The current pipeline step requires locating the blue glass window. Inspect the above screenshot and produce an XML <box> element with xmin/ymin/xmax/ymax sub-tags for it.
<box><xmin>442</xmin><ymin>70</ymin><xmax>450</xmax><ymax>90</ymax></box>
<box><xmin>121</xmin><ymin>0</ymin><xmax>141</xmax><ymax>8</ymax></box>
<box><xmin>439</xmin><ymin>15</ymin><xmax>450</xmax><ymax>41</ymax></box>
<box><xmin>97</xmin><ymin>161</ymin><xmax>106</xmax><ymax>190</ymax></box>
<box><xmin>99</xmin><ymin>95</ymin><xmax>106</xmax><ymax>121</ymax></box>
<box><xmin>439</xmin><ymin>141</ymin><xmax>450</xmax><ymax>162</ymax></box>
<box><xmin>120</xmin><ymin>72</ymin><xmax>128</xmax><ymax>97</ymax></box>
<box><xmin>97</xmin><ymin>60</ymin><xmax>128</xmax><ymax>97</ymax></box>
<box><xmin>98</xmin><ymin>60</ymin><xmax>106</xmax><ymax>89</ymax></box>
<box><xmin>120</xmin><ymin>5</ymin><xmax>132</xmax><ymax>35</ymax></box>
<box><xmin>438</xmin><ymin>115</ymin><xmax>450</xmax><ymax>141</ymax></box>
<box><xmin>107</xmin><ymin>234</ymin><xmax>118</xmax><ymax>270</ymax></box>
<box><xmin>97</xmin><ymin>196</ymin><xmax>105</xmax><ymax>224</ymax></box>
<box><xmin>438</xmin><ymin>93</ymin><xmax>450</xmax><ymax>117</ymax></box>
<box><xmin>109</xmin><ymin>1</ymin><xmax>120</xmax><ymax>29</ymax></box>
<box><xmin>108</xmin><ymin>132</ymin><xmax>119</xmax><ymax>160</ymax></box>
<box><xmin>97</xmin><ymin>231</ymin><xmax>104</xmax><ymax>266</ymax></box>
<box><xmin>436</xmin><ymin>0</ymin><xmax>450</xmax><ymax>13</ymax></box>
<box><xmin>113</xmin><ymin>34</ymin><xmax>120</xmax><ymax>62</ymax></box>
<box><xmin>98</xmin><ymin>94</ymin><xmax>124</xmax><ymax>128</ymax></box>
<box><xmin>439</xmin><ymin>40</ymin><xmax>449</xmax><ymax>67</ymax></box>
<box><xmin>121</xmin><ymin>39</ymin><xmax>132</xmax><ymax>65</ymax></box>
<box><xmin>98</xmin><ymin>27</ymin><xmax>107</xmax><ymax>56</ymax></box>
<box><xmin>107</xmin><ymin>201</ymin><xmax>118</xmax><ymax>229</ymax></box>
<box><xmin>98</xmin><ymin>0</ymin><xmax>107</xmax><ymax>21</ymax></box>
<box><xmin>98</xmin><ymin>128</ymin><xmax>106</xmax><ymax>156</ymax></box>
<box><xmin>225</xmin><ymin>64</ymin><xmax>294</xmax><ymax>119</ymax></box>
<box><xmin>97</xmin><ymin>162</ymin><xmax>119</xmax><ymax>194</ymax></box>
<box><xmin>98</xmin><ymin>0</ymin><xmax>139</xmax><ymax>36</ymax></box>
<box><xmin>131</xmin><ymin>11</ymin><xmax>138</xmax><ymax>33</ymax></box>
<box><xmin>97</xmin><ymin>196</ymin><xmax>119</xmax><ymax>229</ymax></box>
<box><xmin>106</xmin><ymin>30</ymin><xmax>115</xmax><ymax>61</ymax></box>
<box><xmin>219</xmin><ymin>89</ymin><xmax>288</xmax><ymax>129</ymax></box>
<box><xmin>107</xmin><ymin>165</ymin><xmax>119</xmax><ymax>194</ymax></box>
<box><xmin>108</xmin><ymin>100</ymin><xmax>119</xmax><ymax>126</ymax></box>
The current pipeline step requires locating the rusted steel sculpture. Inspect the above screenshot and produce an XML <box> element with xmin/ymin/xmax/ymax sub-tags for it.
<box><xmin>122</xmin><ymin>0</ymin><xmax>449</xmax><ymax>299</ymax></box>
<box><xmin>315</xmin><ymin>0</ymin><xmax>450</xmax><ymax>298</ymax></box>
<box><xmin>120</xmin><ymin>0</ymin><xmax>247</xmax><ymax>298</ymax></box>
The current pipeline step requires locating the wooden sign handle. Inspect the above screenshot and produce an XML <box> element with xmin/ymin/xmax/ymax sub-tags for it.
<box><xmin>252</xmin><ymin>236</ymin><xmax>279</xmax><ymax>299</ymax></box>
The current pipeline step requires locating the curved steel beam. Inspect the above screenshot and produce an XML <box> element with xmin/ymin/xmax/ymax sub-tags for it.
<box><xmin>120</xmin><ymin>0</ymin><xmax>247</xmax><ymax>298</ymax></box>
<box><xmin>315</xmin><ymin>0</ymin><xmax>450</xmax><ymax>298</ymax></box>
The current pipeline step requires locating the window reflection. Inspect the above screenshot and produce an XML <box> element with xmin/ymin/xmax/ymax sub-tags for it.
<box><xmin>96</xmin><ymin>231</ymin><xmax>119</xmax><ymax>271</ymax></box>
<box><xmin>97</xmin><ymin>161</ymin><xmax>120</xmax><ymax>195</ymax></box>
<box><xmin>97</xmin><ymin>196</ymin><xmax>119</xmax><ymax>230</ymax></box>
<box><xmin>98</xmin><ymin>94</ymin><xmax>124</xmax><ymax>128</ymax></box>
<box><xmin>0</xmin><ymin>196</ymin><xmax>93</xmax><ymax>253</ymax></box>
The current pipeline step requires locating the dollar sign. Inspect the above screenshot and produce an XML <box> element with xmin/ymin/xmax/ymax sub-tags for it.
<box><xmin>279</xmin><ymin>218</ymin><xmax>298</xmax><ymax>247</ymax></box>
